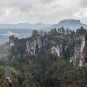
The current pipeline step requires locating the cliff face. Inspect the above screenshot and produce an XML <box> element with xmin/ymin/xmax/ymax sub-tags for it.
<box><xmin>51</xmin><ymin>45</ymin><xmax>61</xmax><ymax>58</ymax></box>
<box><xmin>26</xmin><ymin>36</ymin><xmax>62</xmax><ymax>59</ymax></box>
<box><xmin>8</xmin><ymin>27</ymin><xmax>87</xmax><ymax>67</ymax></box>
<box><xmin>71</xmin><ymin>35</ymin><xmax>85</xmax><ymax>67</ymax></box>
<box><xmin>70</xmin><ymin>28</ymin><xmax>87</xmax><ymax>67</ymax></box>
<box><xmin>26</xmin><ymin>36</ymin><xmax>43</xmax><ymax>55</ymax></box>
<box><xmin>9</xmin><ymin>34</ymin><xmax>71</xmax><ymax>60</ymax></box>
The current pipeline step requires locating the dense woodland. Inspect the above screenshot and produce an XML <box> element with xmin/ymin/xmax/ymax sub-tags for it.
<box><xmin>0</xmin><ymin>27</ymin><xmax>87</xmax><ymax>87</ymax></box>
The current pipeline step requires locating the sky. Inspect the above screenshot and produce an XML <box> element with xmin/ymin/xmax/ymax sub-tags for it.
<box><xmin>0</xmin><ymin>0</ymin><xmax>87</xmax><ymax>24</ymax></box>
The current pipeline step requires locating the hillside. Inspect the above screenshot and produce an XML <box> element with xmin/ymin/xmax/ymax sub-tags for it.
<box><xmin>0</xmin><ymin>27</ymin><xmax>87</xmax><ymax>87</ymax></box>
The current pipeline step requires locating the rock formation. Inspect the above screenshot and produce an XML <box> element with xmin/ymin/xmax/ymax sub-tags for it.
<box><xmin>8</xmin><ymin>27</ymin><xmax>87</xmax><ymax>67</ymax></box>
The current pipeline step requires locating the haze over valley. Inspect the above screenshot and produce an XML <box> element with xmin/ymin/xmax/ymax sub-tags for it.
<box><xmin>0</xmin><ymin>19</ymin><xmax>87</xmax><ymax>43</ymax></box>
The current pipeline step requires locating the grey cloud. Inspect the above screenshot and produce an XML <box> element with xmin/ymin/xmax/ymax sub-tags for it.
<box><xmin>80</xmin><ymin>0</ymin><xmax>87</xmax><ymax>8</ymax></box>
<box><xmin>0</xmin><ymin>0</ymin><xmax>86</xmax><ymax>24</ymax></box>
<box><xmin>40</xmin><ymin>0</ymin><xmax>54</xmax><ymax>4</ymax></box>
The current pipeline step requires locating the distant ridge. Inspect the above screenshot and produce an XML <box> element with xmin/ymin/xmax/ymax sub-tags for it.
<box><xmin>0</xmin><ymin>23</ymin><xmax>52</xmax><ymax>30</ymax></box>
<box><xmin>0</xmin><ymin>19</ymin><xmax>87</xmax><ymax>30</ymax></box>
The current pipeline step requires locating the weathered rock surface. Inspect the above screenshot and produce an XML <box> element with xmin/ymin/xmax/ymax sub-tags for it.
<box><xmin>7</xmin><ymin>27</ymin><xmax>87</xmax><ymax>67</ymax></box>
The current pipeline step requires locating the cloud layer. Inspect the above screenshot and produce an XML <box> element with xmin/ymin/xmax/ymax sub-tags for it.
<box><xmin>0</xmin><ymin>0</ymin><xmax>87</xmax><ymax>24</ymax></box>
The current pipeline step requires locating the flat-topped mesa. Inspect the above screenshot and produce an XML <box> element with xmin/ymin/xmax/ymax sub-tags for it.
<box><xmin>59</xmin><ymin>19</ymin><xmax>81</xmax><ymax>25</ymax></box>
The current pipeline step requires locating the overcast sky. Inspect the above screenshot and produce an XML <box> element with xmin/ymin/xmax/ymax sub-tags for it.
<box><xmin>0</xmin><ymin>0</ymin><xmax>87</xmax><ymax>24</ymax></box>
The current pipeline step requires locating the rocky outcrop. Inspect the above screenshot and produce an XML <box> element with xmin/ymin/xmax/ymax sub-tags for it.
<box><xmin>26</xmin><ymin>36</ymin><xmax>43</xmax><ymax>55</ymax></box>
<box><xmin>8</xmin><ymin>27</ymin><xmax>87</xmax><ymax>67</ymax></box>
<box><xmin>9</xmin><ymin>33</ymin><xmax>71</xmax><ymax>59</ymax></box>
<box><xmin>70</xmin><ymin>28</ymin><xmax>87</xmax><ymax>67</ymax></box>
<box><xmin>51</xmin><ymin>45</ymin><xmax>61</xmax><ymax>58</ymax></box>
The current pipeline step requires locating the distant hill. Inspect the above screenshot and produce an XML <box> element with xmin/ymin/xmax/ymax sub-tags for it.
<box><xmin>0</xmin><ymin>23</ymin><xmax>52</xmax><ymax>30</ymax></box>
<box><xmin>49</xmin><ymin>19</ymin><xmax>87</xmax><ymax>30</ymax></box>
